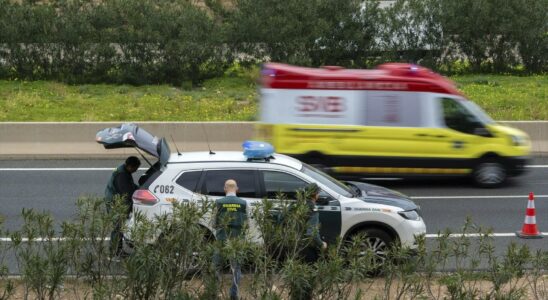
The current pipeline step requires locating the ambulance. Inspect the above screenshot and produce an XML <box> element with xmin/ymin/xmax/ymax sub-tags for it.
<box><xmin>257</xmin><ymin>63</ymin><xmax>531</xmax><ymax>187</ymax></box>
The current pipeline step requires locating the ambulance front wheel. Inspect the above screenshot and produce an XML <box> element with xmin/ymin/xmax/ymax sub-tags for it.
<box><xmin>472</xmin><ymin>160</ymin><xmax>507</xmax><ymax>188</ymax></box>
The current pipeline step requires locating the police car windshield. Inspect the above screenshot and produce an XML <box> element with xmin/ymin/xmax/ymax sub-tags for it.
<box><xmin>302</xmin><ymin>164</ymin><xmax>354</xmax><ymax>198</ymax></box>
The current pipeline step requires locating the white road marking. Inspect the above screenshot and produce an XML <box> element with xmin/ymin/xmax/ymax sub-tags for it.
<box><xmin>2</xmin><ymin>233</ymin><xmax>547</xmax><ymax>242</ymax></box>
<box><xmin>425</xmin><ymin>233</ymin><xmax>548</xmax><ymax>238</ymax></box>
<box><xmin>411</xmin><ymin>195</ymin><xmax>548</xmax><ymax>200</ymax></box>
<box><xmin>1</xmin><ymin>165</ymin><xmax>547</xmax><ymax>171</ymax></box>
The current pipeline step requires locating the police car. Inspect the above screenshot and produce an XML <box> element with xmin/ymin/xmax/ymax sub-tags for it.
<box><xmin>96</xmin><ymin>124</ymin><xmax>426</xmax><ymax>258</ymax></box>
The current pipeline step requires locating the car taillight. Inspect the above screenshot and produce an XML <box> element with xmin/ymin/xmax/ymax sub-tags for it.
<box><xmin>132</xmin><ymin>189</ymin><xmax>159</xmax><ymax>206</ymax></box>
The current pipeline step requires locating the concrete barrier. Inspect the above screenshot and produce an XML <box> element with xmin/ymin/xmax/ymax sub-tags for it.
<box><xmin>0</xmin><ymin>121</ymin><xmax>546</xmax><ymax>158</ymax></box>
<box><xmin>503</xmin><ymin>121</ymin><xmax>548</xmax><ymax>155</ymax></box>
<box><xmin>0</xmin><ymin>122</ymin><xmax>254</xmax><ymax>159</ymax></box>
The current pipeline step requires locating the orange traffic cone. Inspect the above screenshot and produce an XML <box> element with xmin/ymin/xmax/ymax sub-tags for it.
<box><xmin>516</xmin><ymin>192</ymin><xmax>543</xmax><ymax>239</ymax></box>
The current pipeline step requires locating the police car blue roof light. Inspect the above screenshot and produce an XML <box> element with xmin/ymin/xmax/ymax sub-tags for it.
<box><xmin>242</xmin><ymin>141</ymin><xmax>274</xmax><ymax>160</ymax></box>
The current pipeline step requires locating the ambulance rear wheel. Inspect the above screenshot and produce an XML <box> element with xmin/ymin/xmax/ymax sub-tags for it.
<box><xmin>473</xmin><ymin>161</ymin><xmax>506</xmax><ymax>188</ymax></box>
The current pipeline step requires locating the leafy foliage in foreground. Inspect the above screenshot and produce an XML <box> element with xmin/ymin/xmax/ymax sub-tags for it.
<box><xmin>0</xmin><ymin>196</ymin><xmax>546</xmax><ymax>299</ymax></box>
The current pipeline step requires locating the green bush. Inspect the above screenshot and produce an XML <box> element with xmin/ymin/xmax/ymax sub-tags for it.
<box><xmin>2</xmin><ymin>193</ymin><xmax>547</xmax><ymax>299</ymax></box>
<box><xmin>0</xmin><ymin>0</ymin><xmax>227</xmax><ymax>85</ymax></box>
<box><xmin>0</xmin><ymin>217</ymin><xmax>14</xmax><ymax>300</ymax></box>
<box><xmin>0</xmin><ymin>0</ymin><xmax>545</xmax><ymax>84</ymax></box>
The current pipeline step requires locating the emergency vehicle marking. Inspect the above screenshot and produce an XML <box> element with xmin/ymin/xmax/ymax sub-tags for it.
<box><xmin>308</xmin><ymin>81</ymin><xmax>408</xmax><ymax>90</ymax></box>
<box><xmin>296</xmin><ymin>96</ymin><xmax>346</xmax><ymax>112</ymax></box>
<box><xmin>154</xmin><ymin>185</ymin><xmax>174</xmax><ymax>194</ymax></box>
<box><xmin>222</xmin><ymin>203</ymin><xmax>242</xmax><ymax>212</ymax></box>
<box><xmin>316</xmin><ymin>206</ymin><xmax>341</xmax><ymax>211</ymax></box>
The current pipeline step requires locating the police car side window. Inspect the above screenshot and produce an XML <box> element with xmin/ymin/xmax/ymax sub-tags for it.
<box><xmin>202</xmin><ymin>170</ymin><xmax>258</xmax><ymax>198</ymax></box>
<box><xmin>262</xmin><ymin>171</ymin><xmax>308</xmax><ymax>200</ymax></box>
<box><xmin>175</xmin><ymin>171</ymin><xmax>202</xmax><ymax>192</ymax></box>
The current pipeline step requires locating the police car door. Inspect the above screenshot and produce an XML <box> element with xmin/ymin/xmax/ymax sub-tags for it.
<box><xmin>259</xmin><ymin>170</ymin><xmax>341</xmax><ymax>244</ymax></box>
<box><xmin>198</xmin><ymin>169</ymin><xmax>262</xmax><ymax>243</ymax></box>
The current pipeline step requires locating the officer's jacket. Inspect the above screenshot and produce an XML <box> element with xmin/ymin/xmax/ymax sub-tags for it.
<box><xmin>214</xmin><ymin>195</ymin><xmax>247</xmax><ymax>241</ymax></box>
<box><xmin>104</xmin><ymin>164</ymin><xmax>137</xmax><ymax>211</ymax></box>
<box><xmin>305</xmin><ymin>199</ymin><xmax>324</xmax><ymax>248</ymax></box>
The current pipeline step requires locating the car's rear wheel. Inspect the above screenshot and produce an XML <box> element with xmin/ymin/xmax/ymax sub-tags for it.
<box><xmin>153</xmin><ymin>226</ymin><xmax>213</xmax><ymax>274</ymax></box>
<box><xmin>473</xmin><ymin>160</ymin><xmax>507</xmax><ymax>188</ymax></box>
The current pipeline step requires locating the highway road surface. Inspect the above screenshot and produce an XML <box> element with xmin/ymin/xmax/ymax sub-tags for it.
<box><xmin>1</xmin><ymin>158</ymin><xmax>547</xmax><ymax>273</ymax></box>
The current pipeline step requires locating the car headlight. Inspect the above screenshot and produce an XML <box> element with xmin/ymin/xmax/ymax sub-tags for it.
<box><xmin>398</xmin><ymin>210</ymin><xmax>420</xmax><ymax>221</ymax></box>
<box><xmin>510</xmin><ymin>135</ymin><xmax>526</xmax><ymax>146</ymax></box>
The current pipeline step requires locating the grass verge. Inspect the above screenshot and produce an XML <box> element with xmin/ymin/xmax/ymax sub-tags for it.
<box><xmin>0</xmin><ymin>74</ymin><xmax>545</xmax><ymax>121</ymax></box>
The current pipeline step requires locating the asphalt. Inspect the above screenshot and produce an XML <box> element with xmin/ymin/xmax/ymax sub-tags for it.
<box><xmin>0</xmin><ymin>158</ymin><xmax>547</xmax><ymax>273</ymax></box>
<box><xmin>1</xmin><ymin>158</ymin><xmax>548</xmax><ymax>233</ymax></box>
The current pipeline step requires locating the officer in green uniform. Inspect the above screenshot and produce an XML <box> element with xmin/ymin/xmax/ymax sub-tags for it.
<box><xmin>104</xmin><ymin>156</ymin><xmax>140</xmax><ymax>259</ymax></box>
<box><xmin>291</xmin><ymin>183</ymin><xmax>327</xmax><ymax>300</ymax></box>
<box><xmin>213</xmin><ymin>179</ymin><xmax>247</xmax><ymax>300</ymax></box>
<box><xmin>303</xmin><ymin>183</ymin><xmax>327</xmax><ymax>258</ymax></box>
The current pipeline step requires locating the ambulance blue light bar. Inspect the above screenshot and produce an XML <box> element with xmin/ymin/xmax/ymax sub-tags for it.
<box><xmin>242</xmin><ymin>141</ymin><xmax>274</xmax><ymax>159</ymax></box>
<box><xmin>261</xmin><ymin>67</ymin><xmax>277</xmax><ymax>77</ymax></box>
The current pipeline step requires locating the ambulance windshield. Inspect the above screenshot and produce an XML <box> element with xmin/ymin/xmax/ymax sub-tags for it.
<box><xmin>461</xmin><ymin>100</ymin><xmax>494</xmax><ymax>125</ymax></box>
<box><xmin>302</xmin><ymin>164</ymin><xmax>354</xmax><ymax>198</ymax></box>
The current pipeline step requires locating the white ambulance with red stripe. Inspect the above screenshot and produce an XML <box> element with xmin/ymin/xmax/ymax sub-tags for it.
<box><xmin>257</xmin><ymin>63</ymin><xmax>530</xmax><ymax>187</ymax></box>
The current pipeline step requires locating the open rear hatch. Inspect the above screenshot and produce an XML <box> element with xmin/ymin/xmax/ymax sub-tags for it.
<box><xmin>96</xmin><ymin>123</ymin><xmax>171</xmax><ymax>166</ymax></box>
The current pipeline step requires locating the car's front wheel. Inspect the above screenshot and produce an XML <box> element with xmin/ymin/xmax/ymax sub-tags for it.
<box><xmin>343</xmin><ymin>228</ymin><xmax>394</xmax><ymax>272</ymax></box>
<box><xmin>473</xmin><ymin>160</ymin><xmax>507</xmax><ymax>188</ymax></box>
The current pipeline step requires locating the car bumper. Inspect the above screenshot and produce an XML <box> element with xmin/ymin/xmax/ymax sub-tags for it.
<box><xmin>504</xmin><ymin>156</ymin><xmax>529</xmax><ymax>176</ymax></box>
<box><xmin>396</xmin><ymin>218</ymin><xmax>426</xmax><ymax>249</ymax></box>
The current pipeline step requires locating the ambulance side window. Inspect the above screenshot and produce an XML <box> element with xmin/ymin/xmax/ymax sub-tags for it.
<box><xmin>365</xmin><ymin>93</ymin><xmax>422</xmax><ymax>127</ymax></box>
<box><xmin>441</xmin><ymin>98</ymin><xmax>482</xmax><ymax>134</ymax></box>
<box><xmin>262</xmin><ymin>171</ymin><xmax>308</xmax><ymax>200</ymax></box>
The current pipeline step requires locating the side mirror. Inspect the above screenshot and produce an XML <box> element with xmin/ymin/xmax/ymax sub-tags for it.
<box><xmin>317</xmin><ymin>192</ymin><xmax>333</xmax><ymax>205</ymax></box>
<box><xmin>473</xmin><ymin>127</ymin><xmax>492</xmax><ymax>137</ymax></box>
<box><xmin>317</xmin><ymin>197</ymin><xmax>329</xmax><ymax>205</ymax></box>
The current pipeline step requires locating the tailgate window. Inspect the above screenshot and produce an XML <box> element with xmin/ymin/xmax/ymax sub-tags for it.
<box><xmin>138</xmin><ymin>162</ymin><xmax>163</xmax><ymax>188</ymax></box>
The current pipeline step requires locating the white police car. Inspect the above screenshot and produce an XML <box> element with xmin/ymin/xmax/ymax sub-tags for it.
<box><xmin>97</xmin><ymin>124</ymin><xmax>426</xmax><ymax>258</ymax></box>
